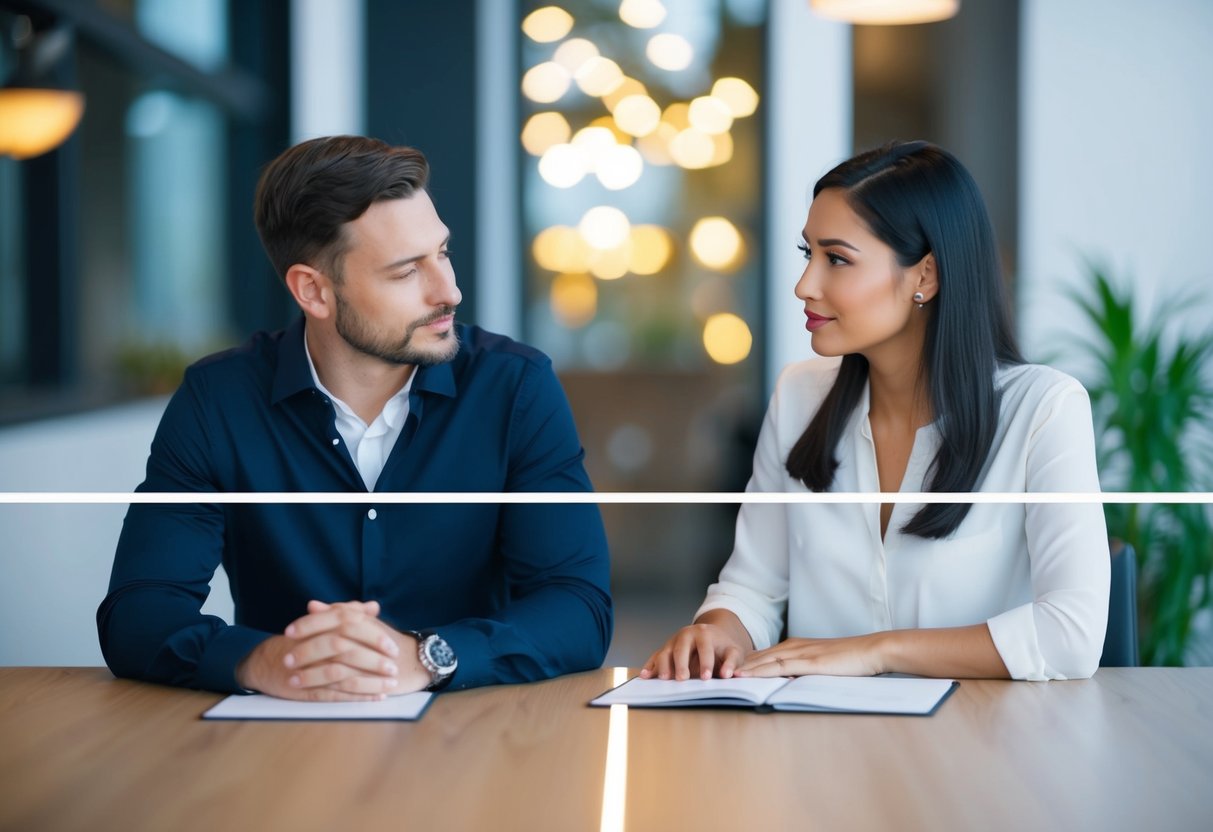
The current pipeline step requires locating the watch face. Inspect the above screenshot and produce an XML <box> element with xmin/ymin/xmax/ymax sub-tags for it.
<box><xmin>427</xmin><ymin>637</ymin><xmax>457</xmax><ymax>670</ymax></box>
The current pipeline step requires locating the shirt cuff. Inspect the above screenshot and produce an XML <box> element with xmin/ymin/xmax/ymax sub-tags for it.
<box><xmin>196</xmin><ymin>625</ymin><xmax>275</xmax><ymax>694</ymax></box>
<box><xmin>432</xmin><ymin>622</ymin><xmax>497</xmax><ymax>691</ymax></box>
<box><xmin>987</xmin><ymin>603</ymin><xmax>1051</xmax><ymax>681</ymax></box>
<box><xmin>694</xmin><ymin>596</ymin><xmax>778</xmax><ymax>651</ymax></box>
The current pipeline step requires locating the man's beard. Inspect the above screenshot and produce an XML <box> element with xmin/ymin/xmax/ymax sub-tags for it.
<box><xmin>334</xmin><ymin>292</ymin><xmax>460</xmax><ymax>367</ymax></box>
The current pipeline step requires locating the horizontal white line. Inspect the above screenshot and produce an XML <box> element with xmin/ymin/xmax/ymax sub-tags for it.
<box><xmin>0</xmin><ymin>492</ymin><xmax>1209</xmax><ymax>504</ymax></box>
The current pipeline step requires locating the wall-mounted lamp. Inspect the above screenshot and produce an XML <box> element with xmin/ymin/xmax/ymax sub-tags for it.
<box><xmin>0</xmin><ymin>17</ymin><xmax>85</xmax><ymax>160</ymax></box>
<box><xmin>809</xmin><ymin>0</ymin><xmax>960</xmax><ymax>25</ymax></box>
<box><xmin>0</xmin><ymin>87</ymin><xmax>84</xmax><ymax>159</ymax></box>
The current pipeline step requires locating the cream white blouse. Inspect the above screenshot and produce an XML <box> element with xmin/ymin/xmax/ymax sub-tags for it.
<box><xmin>696</xmin><ymin>357</ymin><xmax>1110</xmax><ymax>681</ymax></box>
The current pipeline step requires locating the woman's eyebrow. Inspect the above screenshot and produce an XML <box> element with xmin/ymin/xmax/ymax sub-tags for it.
<box><xmin>815</xmin><ymin>237</ymin><xmax>859</xmax><ymax>252</ymax></box>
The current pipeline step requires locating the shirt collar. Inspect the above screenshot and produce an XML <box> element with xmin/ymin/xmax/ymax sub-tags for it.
<box><xmin>270</xmin><ymin>315</ymin><xmax>315</xmax><ymax>405</ymax></box>
<box><xmin>411</xmin><ymin>358</ymin><xmax>456</xmax><ymax>399</ymax></box>
<box><xmin>301</xmin><ymin>326</ymin><xmax>416</xmax><ymax>425</ymax></box>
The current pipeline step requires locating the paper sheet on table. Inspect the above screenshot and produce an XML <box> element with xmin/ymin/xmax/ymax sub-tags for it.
<box><xmin>202</xmin><ymin>691</ymin><xmax>432</xmax><ymax>721</ymax></box>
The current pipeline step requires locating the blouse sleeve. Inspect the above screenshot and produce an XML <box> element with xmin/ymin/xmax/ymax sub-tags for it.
<box><xmin>694</xmin><ymin>383</ymin><xmax>794</xmax><ymax>650</ymax></box>
<box><xmin>985</xmin><ymin>379</ymin><xmax>1110</xmax><ymax>680</ymax></box>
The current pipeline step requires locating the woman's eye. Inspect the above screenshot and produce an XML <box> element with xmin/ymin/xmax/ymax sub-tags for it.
<box><xmin>827</xmin><ymin>253</ymin><xmax>849</xmax><ymax>266</ymax></box>
<box><xmin>797</xmin><ymin>242</ymin><xmax>810</xmax><ymax>261</ymax></box>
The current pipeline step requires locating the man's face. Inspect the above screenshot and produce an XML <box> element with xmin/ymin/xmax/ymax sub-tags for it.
<box><xmin>331</xmin><ymin>191</ymin><xmax>462</xmax><ymax>367</ymax></box>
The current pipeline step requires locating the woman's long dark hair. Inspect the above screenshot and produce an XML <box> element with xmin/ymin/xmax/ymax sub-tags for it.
<box><xmin>785</xmin><ymin>141</ymin><xmax>1024</xmax><ymax>538</ymax></box>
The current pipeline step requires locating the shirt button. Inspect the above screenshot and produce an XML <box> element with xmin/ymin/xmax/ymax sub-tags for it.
<box><xmin>332</xmin><ymin>438</ymin><xmax>340</xmax><ymax>446</ymax></box>
<box><xmin>367</xmin><ymin>509</ymin><xmax>378</xmax><ymax>520</ymax></box>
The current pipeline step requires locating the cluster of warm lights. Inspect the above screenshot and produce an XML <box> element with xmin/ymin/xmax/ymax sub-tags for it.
<box><xmin>521</xmin><ymin>5</ymin><xmax>759</xmax><ymax>185</ymax></box>
<box><xmin>522</xmin><ymin>4</ymin><xmax>755</xmax><ymax>365</ymax></box>
<box><xmin>534</xmin><ymin>213</ymin><xmax>673</xmax><ymax>283</ymax></box>
<box><xmin>536</xmin><ymin>210</ymin><xmax>751</xmax><ymax>363</ymax></box>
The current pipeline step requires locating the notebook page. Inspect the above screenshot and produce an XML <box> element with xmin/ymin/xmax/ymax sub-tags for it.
<box><xmin>767</xmin><ymin>675</ymin><xmax>955</xmax><ymax>714</ymax></box>
<box><xmin>591</xmin><ymin>676</ymin><xmax>788</xmax><ymax>707</ymax></box>
<box><xmin>203</xmin><ymin>691</ymin><xmax>432</xmax><ymax>720</ymax></box>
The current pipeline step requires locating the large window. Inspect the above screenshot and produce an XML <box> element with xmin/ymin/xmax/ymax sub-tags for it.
<box><xmin>516</xmin><ymin>0</ymin><xmax>768</xmax><ymax>595</ymax></box>
<box><xmin>0</xmin><ymin>0</ymin><xmax>287</xmax><ymax>423</ymax></box>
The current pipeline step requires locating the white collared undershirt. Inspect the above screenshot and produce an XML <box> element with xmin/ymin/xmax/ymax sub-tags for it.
<box><xmin>304</xmin><ymin>336</ymin><xmax>415</xmax><ymax>492</ymax></box>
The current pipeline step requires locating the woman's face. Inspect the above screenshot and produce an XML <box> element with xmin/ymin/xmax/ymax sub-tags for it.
<box><xmin>794</xmin><ymin>188</ymin><xmax>929</xmax><ymax>360</ymax></box>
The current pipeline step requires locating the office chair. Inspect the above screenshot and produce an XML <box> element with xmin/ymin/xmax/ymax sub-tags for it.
<box><xmin>1100</xmin><ymin>541</ymin><xmax>1139</xmax><ymax>667</ymax></box>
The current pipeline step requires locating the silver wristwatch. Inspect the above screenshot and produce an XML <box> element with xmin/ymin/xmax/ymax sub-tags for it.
<box><xmin>408</xmin><ymin>630</ymin><xmax>457</xmax><ymax>691</ymax></box>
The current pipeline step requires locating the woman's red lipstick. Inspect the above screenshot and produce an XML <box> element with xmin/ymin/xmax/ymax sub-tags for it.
<box><xmin>805</xmin><ymin>310</ymin><xmax>834</xmax><ymax>332</ymax></box>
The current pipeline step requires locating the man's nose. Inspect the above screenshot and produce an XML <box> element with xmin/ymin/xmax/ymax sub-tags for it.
<box><xmin>428</xmin><ymin>265</ymin><xmax>462</xmax><ymax>308</ymax></box>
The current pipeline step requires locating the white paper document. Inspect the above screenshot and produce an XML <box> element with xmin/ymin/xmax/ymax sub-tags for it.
<box><xmin>590</xmin><ymin>675</ymin><xmax>957</xmax><ymax>716</ymax></box>
<box><xmin>203</xmin><ymin>691</ymin><xmax>433</xmax><ymax>721</ymax></box>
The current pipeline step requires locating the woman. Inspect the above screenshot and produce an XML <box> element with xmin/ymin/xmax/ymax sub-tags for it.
<box><xmin>644</xmin><ymin>141</ymin><xmax>1109</xmax><ymax>682</ymax></box>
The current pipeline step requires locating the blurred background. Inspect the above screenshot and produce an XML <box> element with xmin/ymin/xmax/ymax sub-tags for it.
<box><xmin>1</xmin><ymin>0</ymin><xmax>1211</xmax><ymax>669</ymax></box>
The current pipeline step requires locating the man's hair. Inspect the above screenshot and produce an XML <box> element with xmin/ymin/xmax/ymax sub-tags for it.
<box><xmin>254</xmin><ymin>135</ymin><xmax>430</xmax><ymax>281</ymax></box>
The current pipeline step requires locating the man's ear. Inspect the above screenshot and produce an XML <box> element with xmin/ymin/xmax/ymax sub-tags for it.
<box><xmin>284</xmin><ymin>264</ymin><xmax>333</xmax><ymax>320</ymax></box>
<box><xmin>915</xmin><ymin>252</ymin><xmax>939</xmax><ymax>303</ymax></box>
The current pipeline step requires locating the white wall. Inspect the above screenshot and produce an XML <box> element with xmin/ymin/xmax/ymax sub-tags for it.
<box><xmin>0</xmin><ymin>399</ymin><xmax>233</xmax><ymax>666</ymax></box>
<box><xmin>765</xmin><ymin>0</ymin><xmax>851</xmax><ymax>393</ymax></box>
<box><xmin>290</xmin><ymin>0</ymin><xmax>365</xmax><ymax>142</ymax></box>
<box><xmin>1018</xmin><ymin>0</ymin><xmax>1213</xmax><ymax>362</ymax></box>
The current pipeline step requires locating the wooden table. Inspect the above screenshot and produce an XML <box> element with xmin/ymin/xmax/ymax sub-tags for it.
<box><xmin>1</xmin><ymin>667</ymin><xmax>1211</xmax><ymax>831</ymax></box>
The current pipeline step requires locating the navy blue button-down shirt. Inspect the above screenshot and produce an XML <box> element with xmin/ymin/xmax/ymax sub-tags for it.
<box><xmin>97</xmin><ymin>317</ymin><xmax>612</xmax><ymax>693</ymax></box>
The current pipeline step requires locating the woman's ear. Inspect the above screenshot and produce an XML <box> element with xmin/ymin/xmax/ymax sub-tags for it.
<box><xmin>284</xmin><ymin>264</ymin><xmax>334</xmax><ymax>320</ymax></box>
<box><xmin>915</xmin><ymin>252</ymin><xmax>939</xmax><ymax>303</ymax></box>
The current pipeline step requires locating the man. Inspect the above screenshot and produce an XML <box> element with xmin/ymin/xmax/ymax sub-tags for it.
<box><xmin>98</xmin><ymin>136</ymin><xmax>612</xmax><ymax>700</ymax></box>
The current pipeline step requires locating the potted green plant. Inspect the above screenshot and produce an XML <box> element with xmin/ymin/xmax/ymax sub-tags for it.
<box><xmin>1064</xmin><ymin>266</ymin><xmax>1213</xmax><ymax>665</ymax></box>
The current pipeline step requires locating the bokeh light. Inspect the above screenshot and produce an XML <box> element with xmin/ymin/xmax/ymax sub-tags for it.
<box><xmin>596</xmin><ymin>144</ymin><xmax>644</xmax><ymax>190</ymax></box>
<box><xmin>602</xmin><ymin>78</ymin><xmax>648</xmax><ymax>112</ymax></box>
<box><xmin>588</xmin><ymin>245</ymin><xmax>631</xmax><ymax>280</ymax></box>
<box><xmin>522</xmin><ymin>62</ymin><xmax>571</xmax><ymax>103</ymax></box>
<box><xmin>702</xmin><ymin>313</ymin><xmax>753</xmax><ymax>364</ymax></box>
<box><xmin>688</xmin><ymin>96</ymin><xmax>733</xmax><ymax>135</ymax></box>
<box><xmin>533</xmin><ymin>226</ymin><xmax>592</xmax><ymax>273</ymax></box>
<box><xmin>690</xmin><ymin>217</ymin><xmax>744</xmax><ymax>270</ymax></box>
<box><xmin>571</xmin><ymin>125</ymin><xmax>618</xmax><ymax>157</ymax></box>
<box><xmin>708</xmin><ymin>130</ymin><xmax>734</xmax><ymax>166</ymax></box>
<box><xmin>660</xmin><ymin>102</ymin><xmax>691</xmax><ymax>130</ymax></box>
<box><xmin>711</xmin><ymin>77</ymin><xmax>759</xmax><ymax>117</ymax></box>
<box><xmin>550</xmin><ymin>273</ymin><xmax>599</xmax><ymax>328</ymax></box>
<box><xmin>522</xmin><ymin>6</ymin><xmax>574</xmax><ymax>43</ymax></box>
<box><xmin>538</xmin><ymin>143</ymin><xmax>587</xmax><ymax>187</ymax></box>
<box><xmin>553</xmin><ymin>38</ymin><xmax>599</xmax><ymax>74</ymax></box>
<box><xmin>646</xmin><ymin>33</ymin><xmax>694</xmax><ymax>71</ymax></box>
<box><xmin>575</xmin><ymin>56</ymin><xmax>625</xmax><ymax>97</ymax></box>
<box><xmin>636</xmin><ymin>121</ymin><xmax>677</xmax><ymax>165</ymax></box>
<box><xmin>521</xmin><ymin>111</ymin><xmax>572</xmax><ymax>156</ymax></box>
<box><xmin>669</xmin><ymin>128</ymin><xmax>714</xmax><ymax>169</ymax></box>
<box><xmin>619</xmin><ymin>0</ymin><xmax>667</xmax><ymax>29</ymax></box>
<box><xmin>579</xmin><ymin>206</ymin><xmax>631</xmax><ymax>250</ymax></box>
<box><xmin>613</xmin><ymin>94</ymin><xmax>662</xmax><ymax>137</ymax></box>
<box><xmin>628</xmin><ymin>225</ymin><xmax>673</xmax><ymax>275</ymax></box>
<box><xmin>590</xmin><ymin>114</ymin><xmax>632</xmax><ymax>144</ymax></box>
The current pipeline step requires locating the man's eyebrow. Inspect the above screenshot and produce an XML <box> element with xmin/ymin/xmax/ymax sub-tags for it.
<box><xmin>815</xmin><ymin>237</ymin><xmax>859</xmax><ymax>252</ymax></box>
<box><xmin>380</xmin><ymin>234</ymin><xmax>451</xmax><ymax>271</ymax></box>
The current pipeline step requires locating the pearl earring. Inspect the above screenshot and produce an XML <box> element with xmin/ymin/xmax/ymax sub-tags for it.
<box><xmin>913</xmin><ymin>292</ymin><xmax>925</xmax><ymax>309</ymax></box>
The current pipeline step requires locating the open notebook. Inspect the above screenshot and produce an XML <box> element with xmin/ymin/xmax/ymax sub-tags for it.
<box><xmin>590</xmin><ymin>675</ymin><xmax>957</xmax><ymax>716</ymax></box>
<box><xmin>202</xmin><ymin>691</ymin><xmax>433</xmax><ymax>721</ymax></box>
